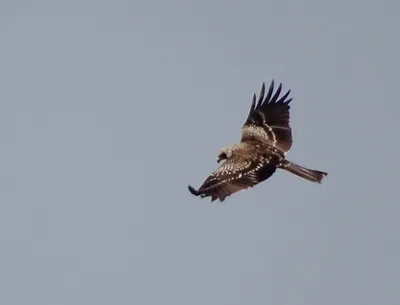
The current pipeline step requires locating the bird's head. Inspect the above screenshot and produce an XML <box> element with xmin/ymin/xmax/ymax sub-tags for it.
<box><xmin>217</xmin><ymin>146</ymin><xmax>234</xmax><ymax>163</ymax></box>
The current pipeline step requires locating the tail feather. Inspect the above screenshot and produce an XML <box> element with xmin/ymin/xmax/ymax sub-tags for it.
<box><xmin>282</xmin><ymin>160</ymin><xmax>327</xmax><ymax>183</ymax></box>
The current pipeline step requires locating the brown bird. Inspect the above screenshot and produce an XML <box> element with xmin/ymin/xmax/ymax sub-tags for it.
<box><xmin>188</xmin><ymin>80</ymin><xmax>327</xmax><ymax>202</ymax></box>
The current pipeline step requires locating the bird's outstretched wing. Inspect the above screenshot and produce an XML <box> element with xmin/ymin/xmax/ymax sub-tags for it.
<box><xmin>188</xmin><ymin>155</ymin><xmax>277</xmax><ymax>202</ymax></box>
<box><xmin>241</xmin><ymin>80</ymin><xmax>293</xmax><ymax>153</ymax></box>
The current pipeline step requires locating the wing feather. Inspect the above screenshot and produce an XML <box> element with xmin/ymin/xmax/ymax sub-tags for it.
<box><xmin>188</xmin><ymin>155</ymin><xmax>278</xmax><ymax>202</ymax></box>
<box><xmin>241</xmin><ymin>80</ymin><xmax>293</xmax><ymax>153</ymax></box>
<box><xmin>256</xmin><ymin>83</ymin><xmax>265</xmax><ymax>108</ymax></box>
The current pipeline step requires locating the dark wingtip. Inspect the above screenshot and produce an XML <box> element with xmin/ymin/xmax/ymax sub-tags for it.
<box><xmin>264</xmin><ymin>79</ymin><xmax>274</xmax><ymax>103</ymax></box>
<box><xmin>188</xmin><ymin>185</ymin><xmax>200</xmax><ymax>196</ymax></box>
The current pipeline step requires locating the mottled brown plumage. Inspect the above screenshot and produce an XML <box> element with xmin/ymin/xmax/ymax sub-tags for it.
<box><xmin>188</xmin><ymin>80</ymin><xmax>327</xmax><ymax>202</ymax></box>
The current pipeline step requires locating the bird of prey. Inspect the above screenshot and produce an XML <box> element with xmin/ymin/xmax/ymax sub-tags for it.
<box><xmin>188</xmin><ymin>80</ymin><xmax>327</xmax><ymax>202</ymax></box>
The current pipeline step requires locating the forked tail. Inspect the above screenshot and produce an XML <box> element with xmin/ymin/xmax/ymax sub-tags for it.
<box><xmin>281</xmin><ymin>160</ymin><xmax>327</xmax><ymax>183</ymax></box>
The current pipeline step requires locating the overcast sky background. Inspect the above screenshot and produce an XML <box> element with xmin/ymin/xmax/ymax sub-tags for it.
<box><xmin>0</xmin><ymin>0</ymin><xmax>399</xmax><ymax>304</ymax></box>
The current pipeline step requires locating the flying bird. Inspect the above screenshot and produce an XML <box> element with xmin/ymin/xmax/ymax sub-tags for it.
<box><xmin>188</xmin><ymin>80</ymin><xmax>327</xmax><ymax>202</ymax></box>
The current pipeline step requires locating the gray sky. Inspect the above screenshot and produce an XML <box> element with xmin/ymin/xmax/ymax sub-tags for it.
<box><xmin>0</xmin><ymin>0</ymin><xmax>399</xmax><ymax>304</ymax></box>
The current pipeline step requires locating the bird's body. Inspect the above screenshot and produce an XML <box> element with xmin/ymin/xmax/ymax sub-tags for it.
<box><xmin>188</xmin><ymin>80</ymin><xmax>327</xmax><ymax>202</ymax></box>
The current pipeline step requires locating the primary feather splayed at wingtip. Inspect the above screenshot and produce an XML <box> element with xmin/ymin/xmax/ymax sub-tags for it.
<box><xmin>249</xmin><ymin>79</ymin><xmax>292</xmax><ymax>120</ymax></box>
<box><xmin>253</xmin><ymin>80</ymin><xmax>292</xmax><ymax>112</ymax></box>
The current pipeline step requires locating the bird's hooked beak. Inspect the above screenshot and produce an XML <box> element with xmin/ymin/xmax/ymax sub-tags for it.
<box><xmin>217</xmin><ymin>156</ymin><xmax>222</xmax><ymax>163</ymax></box>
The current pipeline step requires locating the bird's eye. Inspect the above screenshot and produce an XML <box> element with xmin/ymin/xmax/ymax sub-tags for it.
<box><xmin>220</xmin><ymin>153</ymin><xmax>227</xmax><ymax>160</ymax></box>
